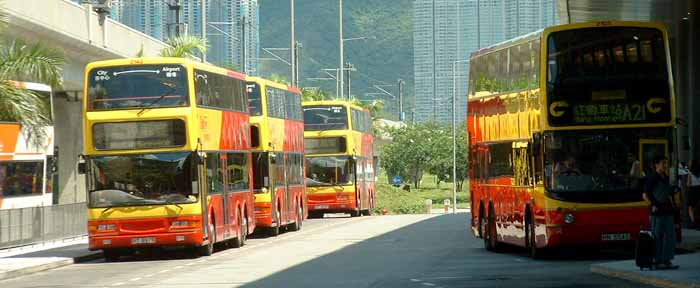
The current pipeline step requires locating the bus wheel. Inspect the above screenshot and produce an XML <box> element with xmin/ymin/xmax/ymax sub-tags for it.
<box><xmin>233</xmin><ymin>210</ymin><xmax>247</xmax><ymax>248</ymax></box>
<box><xmin>103</xmin><ymin>249</ymin><xmax>120</xmax><ymax>262</ymax></box>
<box><xmin>269</xmin><ymin>209</ymin><xmax>281</xmax><ymax>236</ymax></box>
<box><xmin>350</xmin><ymin>209</ymin><xmax>361</xmax><ymax>217</ymax></box>
<box><xmin>199</xmin><ymin>219</ymin><xmax>215</xmax><ymax>256</ymax></box>
<box><xmin>289</xmin><ymin>203</ymin><xmax>303</xmax><ymax>232</ymax></box>
<box><xmin>484</xmin><ymin>207</ymin><xmax>500</xmax><ymax>251</ymax></box>
<box><xmin>528</xmin><ymin>216</ymin><xmax>541</xmax><ymax>259</ymax></box>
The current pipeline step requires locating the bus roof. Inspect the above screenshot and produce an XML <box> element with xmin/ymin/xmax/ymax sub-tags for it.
<box><xmin>302</xmin><ymin>100</ymin><xmax>367</xmax><ymax>112</ymax></box>
<box><xmin>85</xmin><ymin>57</ymin><xmax>247</xmax><ymax>80</ymax></box>
<box><xmin>7</xmin><ymin>80</ymin><xmax>51</xmax><ymax>92</ymax></box>
<box><xmin>246</xmin><ymin>76</ymin><xmax>301</xmax><ymax>94</ymax></box>
<box><xmin>470</xmin><ymin>21</ymin><xmax>667</xmax><ymax>60</ymax></box>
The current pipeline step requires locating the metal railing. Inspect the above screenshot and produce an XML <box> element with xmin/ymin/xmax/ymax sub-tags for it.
<box><xmin>0</xmin><ymin>203</ymin><xmax>87</xmax><ymax>250</ymax></box>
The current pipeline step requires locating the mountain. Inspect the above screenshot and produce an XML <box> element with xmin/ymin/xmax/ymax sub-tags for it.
<box><xmin>258</xmin><ymin>0</ymin><xmax>414</xmax><ymax>120</ymax></box>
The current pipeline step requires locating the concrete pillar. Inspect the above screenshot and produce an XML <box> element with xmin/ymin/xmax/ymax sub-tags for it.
<box><xmin>53</xmin><ymin>95</ymin><xmax>86</xmax><ymax>204</ymax></box>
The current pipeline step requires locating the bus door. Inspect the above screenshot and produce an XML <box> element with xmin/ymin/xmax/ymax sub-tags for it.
<box><xmin>219</xmin><ymin>154</ymin><xmax>231</xmax><ymax>238</ymax></box>
<box><xmin>270</xmin><ymin>152</ymin><xmax>282</xmax><ymax>225</ymax></box>
<box><xmin>198</xmin><ymin>153</ymin><xmax>211</xmax><ymax>241</ymax></box>
<box><xmin>284</xmin><ymin>153</ymin><xmax>293</xmax><ymax>223</ymax></box>
<box><xmin>355</xmin><ymin>157</ymin><xmax>365</xmax><ymax>210</ymax></box>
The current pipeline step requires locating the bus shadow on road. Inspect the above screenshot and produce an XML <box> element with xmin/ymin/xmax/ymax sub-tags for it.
<box><xmin>239</xmin><ymin>213</ymin><xmax>477</xmax><ymax>287</ymax></box>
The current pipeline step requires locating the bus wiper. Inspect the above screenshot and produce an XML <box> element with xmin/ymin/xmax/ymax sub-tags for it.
<box><xmin>137</xmin><ymin>85</ymin><xmax>176</xmax><ymax>116</ymax></box>
<box><xmin>102</xmin><ymin>206</ymin><xmax>113</xmax><ymax>213</ymax></box>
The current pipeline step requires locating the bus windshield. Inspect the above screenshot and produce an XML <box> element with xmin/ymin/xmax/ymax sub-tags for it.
<box><xmin>87</xmin><ymin>152</ymin><xmax>197</xmax><ymax>208</ymax></box>
<box><xmin>87</xmin><ymin>65</ymin><xmax>189</xmax><ymax>111</ymax></box>
<box><xmin>303</xmin><ymin>105</ymin><xmax>348</xmax><ymax>131</ymax></box>
<box><xmin>305</xmin><ymin>156</ymin><xmax>354</xmax><ymax>187</ymax></box>
<box><xmin>544</xmin><ymin>128</ymin><xmax>668</xmax><ymax>203</ymax></box>
<box><xmin>546</xmin><ymin>27</ymin><xmax>671</xmax><ymax>126</ymax></box>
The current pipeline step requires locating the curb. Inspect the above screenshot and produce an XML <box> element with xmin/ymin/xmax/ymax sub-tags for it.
<box><xmin>0</xmin><ymin>252</ymin><xmax>103</xmax><ymax>281</ymax></box>
<box><xmin>591</xmin><ymin>264</ymin><xmax>699</xmax><ymax>288</ymax></box>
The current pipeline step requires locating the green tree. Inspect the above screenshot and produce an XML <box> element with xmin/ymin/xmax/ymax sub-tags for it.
<box><xmin>159</xmin><ymin>35</ymin><xmax>208</xmax><ymax>58</ymax></box>
<box><xmin>380</xmin><ymin>122</ymin><xmax>443</xmax><ymax>189</ymax></box>
<box><xmin>301</xmin><ymin>87</ymin><xmax>330</xmax><ymax>101</ymax></box>
<box><xmin>0</xmin><ymin>6</ymin><xmax>64</xmax><ymax>146</ymax></box>
<box><xmin>269</xmin><ymin>73</ymin><xmax>289</xmax><ymax>85</ymax></box>
<box><xmin>426</xmin><ymin>123</ymin><xmax>469</xmax><ymax>191</ymax></box>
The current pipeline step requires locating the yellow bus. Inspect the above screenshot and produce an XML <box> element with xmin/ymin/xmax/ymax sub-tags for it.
<box><xmin>303</xmin><ymin>100</ymin><xmax>375</xmax><ymax>218</ymax></box>
<box><xmin>246</xmin><ymin>77</ymin><xmax>306</xmax><ymax>236</ymax></box>
<box><xmin>82</xmin><ymin>57</ymin><xmax>255</xmax><ymax>261</ymax></box>
<box><xmin>467</xmin><ymin>21</ymin><xmax>678</xmax><ymax>257</ymax></box>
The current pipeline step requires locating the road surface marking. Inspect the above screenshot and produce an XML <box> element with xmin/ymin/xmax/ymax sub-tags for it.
<box><xmin>129</xmin><ymin>277</ymin><xmax>141</xmax><ymax>282</ymax></box>
<box><xmin>110</xmin><ymin>282</ymin><xmax>124</xmax><ymax>286</ymax></box>
<box><xmin>158</xmin><ymin>269</ymin><xmax>170</xmax><ymax>273</ymax></box>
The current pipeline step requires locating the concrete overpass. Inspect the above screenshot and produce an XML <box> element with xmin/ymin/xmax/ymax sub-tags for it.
<box><xmin>2</xmin><ymin>0</ymin><xmax>170</xmax><ymax>204</ymax></box>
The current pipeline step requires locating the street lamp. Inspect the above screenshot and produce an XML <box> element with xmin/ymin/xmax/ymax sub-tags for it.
<box><xmin>452</xmin><ymin>59</ymin><xmax>469</xmax><ymax>214</ymax></box>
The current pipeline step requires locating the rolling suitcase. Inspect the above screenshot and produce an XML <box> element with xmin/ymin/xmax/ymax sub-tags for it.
<box><xmin>635</xmin><ymin>230</ymin><xmax>655</xmax><ymax>270</ymax></box>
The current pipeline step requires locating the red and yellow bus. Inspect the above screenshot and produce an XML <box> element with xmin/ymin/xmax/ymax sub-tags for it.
<box><xmin>82</xmin><ymin>58</ymin><xmax>255</xmax><ymax>261</ymax></box>
<box><xmin>0</xmin><ymin>82</ymin><xmax>55</xmax><ymax>209</ymax></box>
<box><xmin>303</xmin><ymin>101</ymin><xmax>375</xmax><ymax>218</ymax></box>
<box><xmin>467</xmin><ymin>21</ymin><xmax>677</xmax><ymax>257</ymax></box>
<box><xmin>246</xmin><ymin>77</ymin><xmax>306</xmax><ymax>235</ymax></box>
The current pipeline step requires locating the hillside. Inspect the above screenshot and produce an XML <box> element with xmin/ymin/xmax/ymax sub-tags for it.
<box><xmin>259</xmin><ymin>0</ymin><xmax>414</xmax><ymax>119</ymax></box>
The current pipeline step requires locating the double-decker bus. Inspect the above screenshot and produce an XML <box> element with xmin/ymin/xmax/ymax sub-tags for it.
<box><xmin>0</xmin><ymin>82</ymin><xmax>55</xmax><ymax>209</ymax></box>
<box><xmin>246</xmin><ymin>77</ymin><xmax>306</xmax><ymax>235</ymax></box>
<box><xmin>303</xmin><ymin>101</ymin><xmax>375</xmax><ymax>218</ymax></box>
<box><xmin>467</xmin><ymin>21</ymin><xmax>677</xmax><ymax>257</ymax></box>
<box><xmin>82</xmin><ymin>58</ymin><xmax>255</xmax><ymax>261</ymax></box>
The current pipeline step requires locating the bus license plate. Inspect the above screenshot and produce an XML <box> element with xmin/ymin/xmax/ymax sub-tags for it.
<box><xmin>131</xmin><ymin>237</ymin><xmax>156</xmax><ymax>244</ymax></box>
<box><xmin>601</xmin><ymin>233</ymin><xmax>630</xmax><ymax>241</ymax></box>
<box><xmin>315</xmin><ymin>205</ymin><xmax>329</xmax><ymax>210</ymax></box>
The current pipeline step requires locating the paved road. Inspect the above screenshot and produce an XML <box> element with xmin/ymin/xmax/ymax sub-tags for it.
<box><xmin>0</xmin><ymin>213</ymin><xmax>651</xmax><ymax>288</ymax></box>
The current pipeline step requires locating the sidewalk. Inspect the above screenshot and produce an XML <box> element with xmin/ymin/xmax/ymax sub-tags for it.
<box><xmin>591</xmin><ymin>228</ymin><xmax>700</xmax><ymax>288</ymax></box>
<box><xmin>0</xmin><ymin>237</ymin><xmax>102</xmax><ymax>281</ymax></box>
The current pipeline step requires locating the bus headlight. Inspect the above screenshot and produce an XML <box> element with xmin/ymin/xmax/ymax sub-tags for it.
<box><xmin>564</xmin><ymin>213</ymin><xmax>575</xmax><ymax>224</ymax></box>
<box><xmin>98</xmin><ymin>224</ymin><xmax>116</xmax><ymax>231</ymax></box>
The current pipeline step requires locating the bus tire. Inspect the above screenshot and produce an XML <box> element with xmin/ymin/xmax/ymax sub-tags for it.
<box><xmin>484</xmin><ymin>205</ymin><xmax>501</xmax><ymax>251</ymax></box>
<box><xmin>289</xmin><ymin>202</ymin><xmax>303</xmax><ymax>232</ymax></box>
<box><xmin>477</xmin><ymin>204</ymin><xmax>485</xmax><ymax>238</ymax></box>
<box><xmin>269</xmin><ymin>208</ymin><xmax>281</xmax><ymax>236</ymax></box>
<box><xmin>350</xmin><ymin>209</ymin><xmax>361</xmax><ymax>217</ymax></box>
<box><xmin>103</xmin><ymin>249</ymin><xmax>120</xmax><ymax>262</ymax></box>
<box><xmin>199</xmin><ymin>217</ymin><xmax>215</xmax><ymax>256</ymax></box>
<box><xmin>233</xmin><ymin>209</ymin><xmax>247</xmax><ymax>248</ymax></box>
<box><xmin>527</xmin><ymin>213</ymin><xmax>541</xmax><ymax>259</ymax></box>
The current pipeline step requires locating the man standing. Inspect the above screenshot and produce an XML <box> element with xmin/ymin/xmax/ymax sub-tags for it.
<box><xmin>643</xmin><ymin>155</ymin><xmax>679</xmax><ymax>270</ymax></box>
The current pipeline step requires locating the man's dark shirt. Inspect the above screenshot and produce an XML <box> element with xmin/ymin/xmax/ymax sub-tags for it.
<box><xmin>644</xmin><ymin>172</ymin><xmax>675</xmax><ymax>216</ymax></box>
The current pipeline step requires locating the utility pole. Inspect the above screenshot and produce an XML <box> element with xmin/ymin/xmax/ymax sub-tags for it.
<box><xmin>345</xmin><ymin>63</ymin><xmax>354</xmax><ymax>99</ymax></box>
<box><xmin>295</xmin><ymin>41</ymin><xmax>302</xmax><ymax>87</ymax></box>
<box><xmin>201</xmin><ymin>0</ymin><xmax>207</xmax><ymax>62</ymax></box>
<box><xmin>398</xmin><ymin>79</ymin><xmax>405</xmax><ymax>121</ymax></box>
<box><xmin>167</xmin><ymin>0</ymin><xmax>182</xmax><ymax>37</ymax></box>
<box><xmin>241</xmin><ymin>15</ymin><xmax>247</xmax><ymax>73</ymax></box>
<box><xmin>290</xmin><ymin>0</ymin><xmax>297</xmax><ymax>86</ymax></box>
<box><xmin>338</xmin><ymin>0</ymin><xmax>344</xmax><ymax>99</ymax></box>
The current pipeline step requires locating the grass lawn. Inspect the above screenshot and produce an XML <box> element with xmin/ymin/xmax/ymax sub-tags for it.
<box><xmin>373</xmin><ymin>173</ymin><xmax>470</xmax><ymax>215</ymax></box>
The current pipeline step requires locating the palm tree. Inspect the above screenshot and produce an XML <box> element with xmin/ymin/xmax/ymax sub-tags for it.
<box><xmin>159</xmin><ymin>35</ymin><xmax>208</xmax><ymax>58</ymax></box>
<box><xmin>0</xmin><ymin>7</ymin><xmax>64</xmax><ymax>146</ymax></box>
<box><xmin>269</xmin><ymin>73</ymin><xmax>289</xmax><ymax>85</ymax></box>
<box><xmin>301</xmin><ymin>88</ymin><xmax>330</xmax><ymax>102</ymax></box>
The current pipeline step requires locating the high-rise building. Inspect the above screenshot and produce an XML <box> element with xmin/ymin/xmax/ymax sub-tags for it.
<box><xmin>413</xmin><ymin>0</ymin><xmax>558</xmax><ymax>123</ymax></box>
<box><xmin>76</xmin><ymin>0</ymin><xmax>259</xmax><ymax>75</ymax></box>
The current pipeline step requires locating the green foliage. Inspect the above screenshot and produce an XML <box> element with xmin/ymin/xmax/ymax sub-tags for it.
<box><xmin>301</xmin><ymin>87</ymin><xmax>330</xmax><ymax>101</ymax></box>
<box><xmin>0</xmin><ymin>38</ymin><xmax>64</xmax><ymax>147</ymax></box>
<box><xmin>269</xmin><ymin>73</ymin><xmax>289</xmax><ymax>85</ymax></box>
<box><xmin>380</xmin><ymin>122</ymin><xmax>468</xmax><ymax>190</ymax></box>
<box><xmin>373</xmin><ymin>173</ymin><xmax>470</xmax><ymax>215</ymax></box>
<box><xmin>259</xmin><ymin>0</ymin><xmax>414</xmax><ymax>120</ymax></box>
<box><xmin>160</xmin><ymin>35</ymin><xmax>208</xmax><ymax>58</ymax></box>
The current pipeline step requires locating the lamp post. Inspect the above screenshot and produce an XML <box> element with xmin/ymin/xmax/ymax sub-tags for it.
<box><xmin>452</xmin><ymin>59</ymin><xmax>469</xmax><ymax>214</ymax></box>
